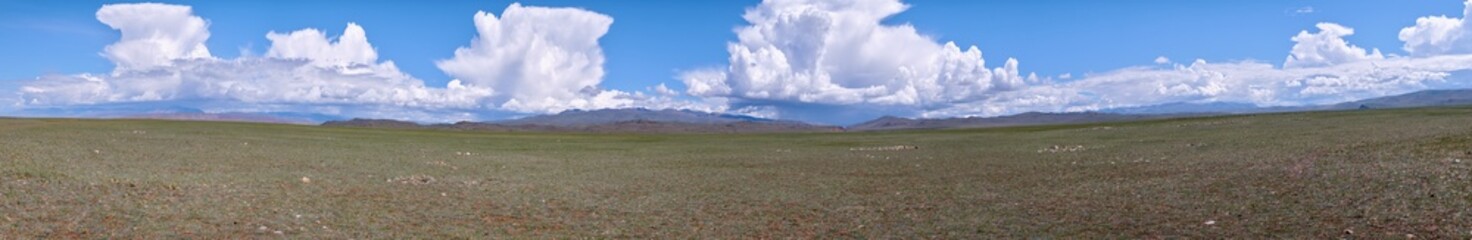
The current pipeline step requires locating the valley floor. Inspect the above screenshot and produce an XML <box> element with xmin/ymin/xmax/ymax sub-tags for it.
<box><xmin>3</xmin><ymin>107</ymin><xmax>1471</xmax><ymax>238</ymax></box>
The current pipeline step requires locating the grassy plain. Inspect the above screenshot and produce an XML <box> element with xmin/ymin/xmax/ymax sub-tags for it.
<box><xmin>2</xmin><ymin>107</ymin><xmax>1472</xmax><ymax>238</ymax></box>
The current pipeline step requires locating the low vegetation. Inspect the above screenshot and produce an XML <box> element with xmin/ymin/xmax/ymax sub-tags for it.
<box><xmin>3</xmin><ymin>107</ymin><xmax>1471</xmax><ymax>238</ymax></box>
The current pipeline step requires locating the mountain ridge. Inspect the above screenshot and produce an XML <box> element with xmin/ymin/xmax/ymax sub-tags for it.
<box><xmin>324</xmin><ymin>108</ymin><xmax>840</xmax><ymax>133</ymax></box>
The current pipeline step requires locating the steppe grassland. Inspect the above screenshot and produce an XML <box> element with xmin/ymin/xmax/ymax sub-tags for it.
<box><xmin>2</xmin><ymin>107</ymin><xmax>1471</xmax><ymax>238</ymax></box>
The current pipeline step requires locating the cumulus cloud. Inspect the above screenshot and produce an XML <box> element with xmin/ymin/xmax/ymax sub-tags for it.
<box><xmin>265</xmin><ymin>23</ymin><xmax>379</xmax><ymax>68</ymax></box>
<box><xmin>1285</xmin><ymin>23</ymin><xmax>1383</xmax><ymax>68</ymax></box>
<box><xmin>16</xmin><ymin>3</ymin><xmax>706</xmax><ymax>122</ymax></box>
<box><xmin>922</xmin><ymin>56</ymin><xmax>1469</xmax><ymax>118</ymax></box>
<box><xmin>1399</xmin><ymin>0</ymin><xmax>1472</xmax><ymax>56</ymax></box>
<box><xmin>20</xmin><ymin>19</ymin><xmax>496</xmax><ymax>114</ymax></box>
<box><xmin>18</xmin><ymin>3</ymin><xmax>497</xmax><ymax>121</ymax></box>
<box><xmin>436</xmin><ymin>3</ymin><xmax>657</xmax><ymax>113</ymax></box>
<box><xmin>682</xmin><ymin>0</ymin><xmax>1472</xmax><ymax>123</ymax></box>
<box><xmin>682</xmin><ymin>0</ymin><xmax>1026</xmax><ymax>108</ymax></box>
<box><xmin>96</xmin><ymin>3</ymin><xmax>212</xmax><ymax>70</ymax></box>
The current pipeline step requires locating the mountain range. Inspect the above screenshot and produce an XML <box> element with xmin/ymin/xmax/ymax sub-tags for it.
<box><xmin>836</xmin><ymin>89</ymin><xmax>1472</xmax><ymax>131</ymax></box>
<box><xmin>323</xmin><ymin>108</ymin><xmax>842</xmax><ymax>133</ymax></box>
<box><xmin>59</xmin><ymin>88</ymin><xmax>1472</xmax><ymax>133</ymax></box>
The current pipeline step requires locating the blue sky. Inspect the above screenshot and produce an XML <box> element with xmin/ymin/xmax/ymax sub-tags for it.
<box><xmin>2</xmin><ymin>0</ymin><xmax>1471</xmax><ymax>124</ymax></box>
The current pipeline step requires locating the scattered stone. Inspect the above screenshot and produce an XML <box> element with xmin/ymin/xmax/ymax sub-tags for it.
<box><xmin>1204</xmin><ymin>220</ymin><xmax>1216</xmax><ymax>225</ymax></box>
<box><xmin>1039</xmin><ymin>145</ymin><xmax>1087</xmax><ymax>153</ymax></box>
<box><xmin>92</xmin><ymin>149</ymin><xmax>101</xmax><ymax>154</ymax></box>
<box><xmin>387</xmin><ymin>175</ymin><xmax>436</xmax><ymax>185</ymax></box>
<box><xmin>849</xmin><ymin>145</ymin><xmax>919</xmax><ymax>151</ymax></box>
<box><xmin>300</xmin><ymin>177</ymin><xmax>311</xmax><ymax>184</ymax></box>
<box><xmin>427</xmin><ymin>161</ymin><xmax>459</xmax><ymax>170</ymax></box>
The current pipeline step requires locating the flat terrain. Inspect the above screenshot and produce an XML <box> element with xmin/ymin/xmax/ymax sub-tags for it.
<box><xmin>3</xmin><ymin>107</ymin><xmax>1472</xmax><ymax>238</ymax></box>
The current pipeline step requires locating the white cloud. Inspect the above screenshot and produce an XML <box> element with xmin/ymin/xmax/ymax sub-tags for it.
<box><xmin>1399</xmin><ymin>0</ymin><xmax>1472</xmax><ymax>56</ymax></box>
<box><xmin>682</xmin><ymin>0</ymin><xmax>1472</xmax><ymax>123</ymax></box>
<box><xmin>20</xmin><ymin>3</ymin><xmax>496</xmax><ymax>121</ymax></box>
<box><xmin>1154</xmin><ymin>56</ymin><xmax>1171</xmax><ymax>64</ymax></box>
<box><xmin>922</xmin><ymin>56</ymin><xmax>1469</xmax><ymax>118</ymax></box>
<box><xmin>1285</xmin><ymin>23</ymin><xmax>1383</xmax><ymax>68</ymax></box>
<box><xmin>681</xmin><ymin>0</ymin><xmax>1026</xmax><ymax>108</ymax></box>
<box><xmin>96</xmin><ymin>3</ymin><xmax>212</xmax><ymax>70</ymax></box>
<box><xmin>651</xmin><ymin>83</ymin><xmax>679</xmax><ymax>96</ymax></box>
<box><xmin>16</xmin><ymin>3</ymin><xmax>707</xmax><ymax>122</ymax></box>
<box><xmin>20</xmin><ymin>58</ymin><xmax>494</xmax><ymax>110</ymax></box>
<box><xmin>436</xmin><ymin>3</ymin><xmax>653</xmax><ymax>113</ymax></box>
<box><xmin>265</xmin><ymin>23</ymin><xmax>379</xmax><ymax>68</ymax></box>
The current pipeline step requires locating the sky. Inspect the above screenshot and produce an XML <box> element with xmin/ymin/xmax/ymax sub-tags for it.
<box><xmin>1</xmin><ymin>0</ymin><xmax>1470</xmax><ymax>125</ymax></box>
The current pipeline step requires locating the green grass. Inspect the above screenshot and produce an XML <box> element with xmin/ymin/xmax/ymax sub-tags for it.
<box><xmin>3</xmin><ymin>107</ymin><xmax>1472</xmax><ymax>238</ymax></box>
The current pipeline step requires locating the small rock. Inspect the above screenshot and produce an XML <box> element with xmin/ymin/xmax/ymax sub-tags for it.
<box><xmin>300</xmin><ymin>177</ymin><xmax>311</xmax><ymax>184</ymax></box>
<box><xmin>1204</xmin><ymin>220</ymin><xmax>1216</xmax><ymax>225</ymax></box>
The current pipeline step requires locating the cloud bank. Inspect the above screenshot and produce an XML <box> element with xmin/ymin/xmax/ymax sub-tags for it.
<box><xmin>22</xmin><ymin>3</ymin><xmax>494</xmax><ymax>121</ymax></box>
<box><xmin>16</xmin><ymin>3</ymin><xmax>699</xmax><ymax>122</ymax></box>
<box><xmin>681</xmin><ymin>0</ymin><xmax>1472</xmax><ymax>122</ymax></box>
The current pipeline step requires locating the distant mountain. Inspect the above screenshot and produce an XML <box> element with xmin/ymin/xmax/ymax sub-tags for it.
<box><xmin>120</xmin><ymin>112</ymin><xmax>313</xmax><ymax>124</ymax></box>
<box><xmin>577</xmin><ymin>120</ymin><xmax>840</xmax><ymax>133</ymax></box>
<box><xmin>850</xmin><ymin>89</ymin><xmax>1472</xmax><ymax>131</ymax></box>
<box><xmin>62</xmin><ymin>89</ymin><xmax>1472</xmax><ymax>132</ymax></box>
<box><xmin>493</xmin><ymin>108</ymin><xmax>776</xmax><ymax>127</ymax></box>
<box><xmin>1101</xmin><ymin>102</ymin><xmax>1262</xmax><ymax>115</ymax></box>
<box><xmin>848</xmin><ymin>112</ymin><xmax>1180</xmax><ymax>131</ymax></box>
<box><xmin>324</xmin><ymin>108</ymin><xmax>840</xmax><ymax>133</ymax></box>
<box><xmin>9</xmin><ymin>102</ymin><xmax>348</xmax><ymax>124</ymax></box>
<box><xmin>1329</xmin><ymin>89</ymin><xmax>1472</xmax><ymax>110</ymax></box>
<box><xmin>846</xmin><ymin>116</ymin><xmax>919</xmax><ymax>130</ymax></box>
<box><xmin>320</xmin><ymin>118</ymin><xmax>425</xmax><ymax>129</ymax></box>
